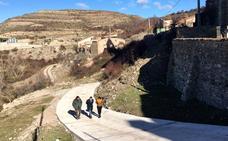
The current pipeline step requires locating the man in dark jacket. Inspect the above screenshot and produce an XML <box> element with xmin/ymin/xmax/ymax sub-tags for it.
<box><xmin>86</xmin><ymin>96</ymin><xmax>94</xmax><ymax>118</ymax></box>
<box><xmin>72</xmin><ymin>96</ymin><xmax>82</xmax><ymax>119</ymax></box>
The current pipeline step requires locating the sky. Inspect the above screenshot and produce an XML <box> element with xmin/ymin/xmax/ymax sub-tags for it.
<box><xmin>0</xmin><ymin>0</ymin><xmax>206</xmax><ymax>23</ymax></box>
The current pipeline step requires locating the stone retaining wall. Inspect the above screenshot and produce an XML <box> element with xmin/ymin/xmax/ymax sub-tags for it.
<box><xmin>168</xmin><ymin>38</ymin><xmax>228</xmax><ymax>109</ymax></box>
<box><xmin>177</xmin><ymin>27</ymin><xmax>216</xmax><ymax>38</ymax></box>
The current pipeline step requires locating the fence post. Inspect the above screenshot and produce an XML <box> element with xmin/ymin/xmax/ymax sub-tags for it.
<box><xmin>33</xmin><ymin>106</ymin><xmax>45</xmax><ymax>141</ymax></box>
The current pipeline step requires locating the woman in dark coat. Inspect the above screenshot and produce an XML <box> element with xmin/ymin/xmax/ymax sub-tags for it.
<box><xmin>72</xmin><ymin>96</ymin><xmax>82</xmax><ymax>119</ymax></box>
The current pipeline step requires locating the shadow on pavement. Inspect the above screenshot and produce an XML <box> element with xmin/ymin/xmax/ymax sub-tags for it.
<box><xmin>81</xmin><ymin>110</ymin><xmax>90</xmax><ymax>118</ymax></box>
<box><xmin>128</xmin><ymin>120</ymin><xmax>185</xmax><ymax>141</ymax></box>
<box><xmin>81</xmin><ymin>110</ymin><xmax>100</xmax><ymax>118</ymax></box>
<box><xmin>92</xmin><ymin>111</ymin><xmax>99</xmax><ymax>118</ymax></box>
<box><xmin>68</xmin><ymin>110</ymin><xmax>77</xmax><ymax>119</ymax></box>
<box><xmin>128</xmin><ymin>119</ymin><xmax>228</xmax><ymax>141</ymax></box>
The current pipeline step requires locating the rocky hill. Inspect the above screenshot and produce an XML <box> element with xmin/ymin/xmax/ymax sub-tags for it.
<box><xmin>0</xmin><ymin>8</ymin><xmax>199</xmax><ymax>42</ymax></box>
<box><xmin>0</xmin><ymin>10</ymin><xmax>143</xmax><ymax>41</ymax></box>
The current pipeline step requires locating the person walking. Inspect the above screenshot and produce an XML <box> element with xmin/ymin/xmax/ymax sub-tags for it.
<box><xmin>86</xmin><ymin>96</ymin><xmax>94</xmax><ymax>118</ymax></box>
<box><xmin>96</xmin><ymin>97</ymin><xmax>104</xmax><ymax>118</ymax></box>
<box><xmin>72</xmin><ymin>96</ymin><xmax>82</xmax><ymax>119</ymax></box>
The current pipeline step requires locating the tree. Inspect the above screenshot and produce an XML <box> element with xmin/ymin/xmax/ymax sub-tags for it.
<box><xmin>0</xmin><ymin>56</ymin><xmax>27</xmax><ymax>83</ymax></box>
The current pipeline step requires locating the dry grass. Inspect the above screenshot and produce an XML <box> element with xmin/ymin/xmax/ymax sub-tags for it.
<box><xmin>71</xmin><ymin>50</ymin><xmax>112</xmax><ymax>79</ymax></box>
<box><xmin>110</xmin><ymin>86</ymin><xmax>143</xmax><ymax>116</ymax></box>
<box><xmin>38</xmin><ymin>125</ymin><xmax>74</xmax><ymax>141</ymax></box>
<box><xmin>0</xmin><ymin>96</ymin><xmax>54</xmax><ymax>141</ymax></box>
<box><xmin>0</xmin><ymin>67</ymin><xmax>51</xmax><ymax>112</ymax></box>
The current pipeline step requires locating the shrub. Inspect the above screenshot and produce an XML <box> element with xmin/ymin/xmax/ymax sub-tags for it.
<box><xmin>11</xmin><ymin>47</ymin><xmax>18</xmax><ymax>52</ymax></box>
<box><xmin>71</xmin><ymin>50</ymin><xmax>112</xmax><ymax>79</ymax></box>
<box><xmin>59</xmin><ymin>45</ymin><xmax>66</xmax><ymax>51</ymax></box>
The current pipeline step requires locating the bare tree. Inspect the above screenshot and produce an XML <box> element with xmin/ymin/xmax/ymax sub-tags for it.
<box><xmin>1</xmin><ymin>56</ymin><xmax>27</xmax><ymax>83</ymax></box>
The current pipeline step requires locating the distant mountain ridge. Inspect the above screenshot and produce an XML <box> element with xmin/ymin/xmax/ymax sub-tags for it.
<box><xmin>0</xmin><ymin>9</ymin><xmax>197</xmax><ymax>41</ymax></box>
<box><xmin>0</xmin><ymin>10</ymin><xmax>143</xmax><ymax>40</ymax></box>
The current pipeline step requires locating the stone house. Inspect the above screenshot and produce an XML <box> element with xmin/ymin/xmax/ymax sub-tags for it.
<box><xmin>77</xmin><ymin>36</ymin><xmax>96</xmax><ymax>48</ymax></box>
<box><xmin>90</xmin><ymin>38</ymin><xmax>125</xmax><ymax>56</ymax></box>
<box><xmin>163</xmin><ymin>20</ymin><xmax>173</xmax><ymax>30</ymax></box>
<box><xmin>77</xmin><ymin>36</ymin><xmax>125</xmax><ymax>57</ymax></box>
<box><xmin>185</xmin><ymin>16</ymin><xmax>195</xmax><ymax>27</ymax></box>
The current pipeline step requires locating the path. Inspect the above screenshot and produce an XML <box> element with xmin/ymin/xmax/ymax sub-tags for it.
<box><xmin>43</xmin><ymin>64</ymin><xmax>57</xmax><ymax>83</ymax></box>
<box><xmin>56</xmin><ymin>82</ymin><xmax>228</xmax><ymax>141</ymax></box>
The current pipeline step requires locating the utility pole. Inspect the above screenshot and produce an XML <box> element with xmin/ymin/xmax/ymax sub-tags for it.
<box><xmin>109</xmin><ymin>26</ymin><xmax>111</xmax><ymax>38</ymax></box>
<box><xmin>217</xmin><ymin>0</ymin><xmax>223</xmax><ymax>38</ymax></box>
<box><xmin>148</xmin><ymin>18</ymin><xmax>151</xmax><ymax>33</ymax></box>
<box><xmin>197</xmin><ymin>0</ymin><xmax>201</xmax><ymax>26</ymax></box>
<box><xmin>218</xmin><ymin>0</ymin><xmax>222</xmax><ymax>26</ymax></box>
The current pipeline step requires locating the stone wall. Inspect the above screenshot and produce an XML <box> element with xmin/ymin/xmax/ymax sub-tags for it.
<box><xmin>177</xmin><ymin>27</ymin><xmax>216</xmax><ymax>38</ymax></box>
<box><xmin>168</xmin><ymin>39</ymin><xmax>228</xmax><ymax>109</ymax></box>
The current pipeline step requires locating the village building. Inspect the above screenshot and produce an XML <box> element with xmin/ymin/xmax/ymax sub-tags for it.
<box><xmin>0</xmin><ymin>37</ymin><xmax>17</xmax><ymax>44</ymax></box>
<box><xmin>0</xmin><ymin>37</ymin><xmax>41</xmax><ymax>50</ymax></box>
<box><xmin>185</xmin><ymin>16</ymin><xmax>195</xmax><ymax>27</ymax></box>
<box><xmin>77</xmin><ymin>36</ymin><xmax>97</xmax><ymax>48</ymax></box>
<box><xmin>77</xmin><ymin>36</ymin><xmax>125</xmax><ymax>57</ymax></box>
<box><xmin>163</xmin><ymin>20</ymin><xmax>173</xmax><ymax>30</ymax></box>
<box><xmin>90</xmin><ymin>38</ymin><xmax>125</xmax><ymax>56</ymax></box>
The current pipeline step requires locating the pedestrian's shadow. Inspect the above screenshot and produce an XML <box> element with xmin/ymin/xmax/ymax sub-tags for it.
<box><xmin>81</xmin><ymin>110</ymin><xmax>90</xmax><ymax>118</ymax></box>
<box><xmin>82</xmin><ymin>110</ymin><xmax>100</xmax><ymax>118</ymax></box>
<box><xmin>68</xmin><ymin>110</ymin><xmax>77</xmax><ymax>119</ymax></box>
<box><xmin>92</xmin><ymin>111</ymin><xmax>99</xmax><ymax>117</ymax></box>
<box><xmin>68</xmin><ymin>109</ymin><xmax>100</xmax><ymax>119</ymax></box>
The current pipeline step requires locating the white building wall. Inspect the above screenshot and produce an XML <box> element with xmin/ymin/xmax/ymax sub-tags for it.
<box><xmin>77</xmin><ymin>36</ymin><xmax>94</xmax><ymax>48</ymax></box>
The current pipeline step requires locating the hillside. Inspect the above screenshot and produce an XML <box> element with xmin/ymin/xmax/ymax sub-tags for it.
<box><xmin>0</xmin><ymin>10</ymin><xmax>143</xmax><ymax>41</ymax></box>
<box><xmin>94</xmin><ymin>29</ymin><xmax>228</xmax><ymax>125</ymax></box>
<box><xmin>135</xmin><ymin>8</ymin><xmax>199</xmax><ymax>30</ymax></box>
<box><xmin>0</xmin><ymin>8</ymin><xmax>199</xmax><ymax>42</ymax></box>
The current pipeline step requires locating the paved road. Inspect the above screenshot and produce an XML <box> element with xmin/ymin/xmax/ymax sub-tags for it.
<box><xmin>56</xmin><ymin>82</ymin><xmax>228</xmax><ymax>141</ymax></box>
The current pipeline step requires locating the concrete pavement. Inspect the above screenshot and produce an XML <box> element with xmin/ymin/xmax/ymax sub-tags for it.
<box><xmin>56</xmin><ymin>82</ymin><xmax>228</xmax><ymax>141</ymax></box>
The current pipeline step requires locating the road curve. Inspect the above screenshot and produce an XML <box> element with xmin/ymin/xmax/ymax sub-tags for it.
<box><xmin>43</xmin><ymin>64</ymin><xmax>57</xmax><ymax>83</ymax></box>
<box><xmin>56</xmin><ymin>82</ymin><xmax>228</xmax><ymax>141</ymax></box>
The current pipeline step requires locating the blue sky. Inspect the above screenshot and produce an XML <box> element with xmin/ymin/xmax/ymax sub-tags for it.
<box><xmin>0</xmin><ymin>0</ymin><xmax>206</xmax><ymax>23</ymax></box>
